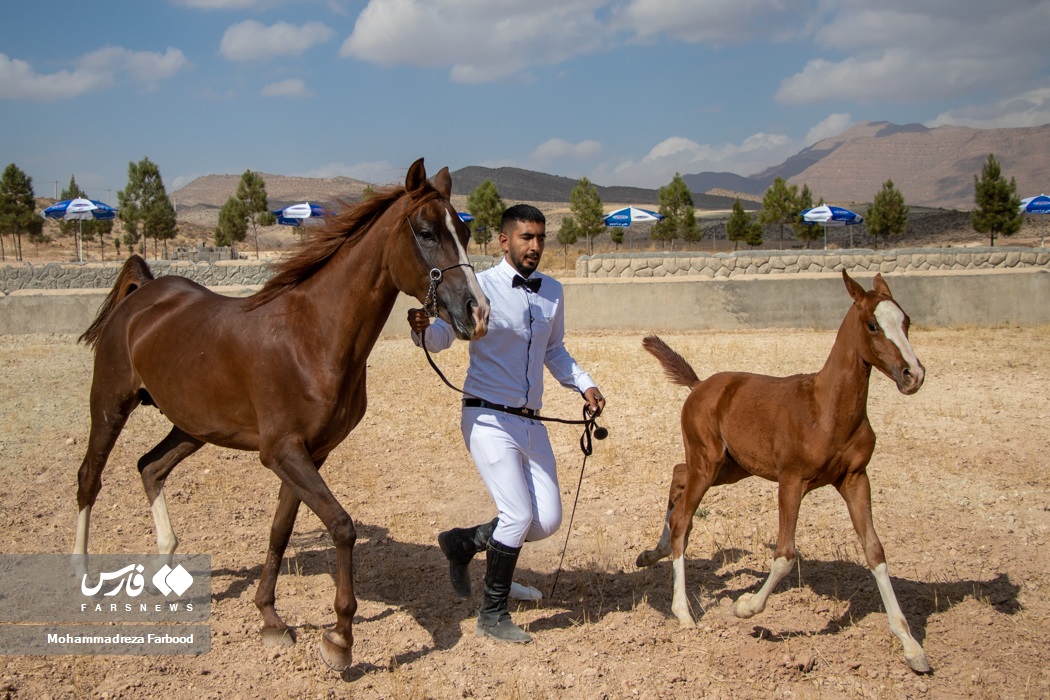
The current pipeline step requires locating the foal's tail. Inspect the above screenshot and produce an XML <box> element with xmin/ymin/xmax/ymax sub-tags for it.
<box><xmin>642</xmin><ymin>335</ymin><xmax>701</xmax><ymax>389</ymax></box>
<box><xmin>79</xmin><ymin>255</ymin><xmax>155</xmax><ymax>349</ymax></box>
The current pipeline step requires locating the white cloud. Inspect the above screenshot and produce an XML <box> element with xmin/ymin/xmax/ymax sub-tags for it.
<box><xmin>612</xmin><ymin>0</ymin><xmax>810</xmax><ymax>44</ymax></box>
<box><xmin>340</xmin><ymin>0</ymin><xmax>607</xmax><ymax>83</ymax></box>
<box><xmin>804</xmin><ymin>113</ymin><xmax>853</xmax><ymax>145</ymax></box>
<box><xmin>778</xmin><ymin>2</ymin><xmax>1050</xmax><ymax>106</ymax></box>
<box><xmin>261</xmin><ymin>78</ymin><xmax>313</xmax><ymax>98</ymax></box>
<box><xmin>220</xmin><ymin>20</ymin><xmax>335</xmax><ymax>62</ymax></box>
<box><xmin>927</xmin><ymin>87</ymin><xmax>1050</xmax><ymax>130</ymax></box>
<box><xmin>0</xmin><ymin>48</ymin><xmax>188</xmax><ymax>101</ymax></box>
<box><xmin>531</xmin><ymin>138</ymin><xmax>603</xmax><ymax>163</ymax></box>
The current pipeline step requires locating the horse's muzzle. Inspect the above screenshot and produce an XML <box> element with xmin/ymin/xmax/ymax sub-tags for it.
<box><xmin>895</xmin><ymin>361</ymin><xmax>925</xmax><ymax>395</ymax></box>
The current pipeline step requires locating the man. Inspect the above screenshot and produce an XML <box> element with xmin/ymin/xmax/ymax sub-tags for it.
<box><xmin>408</xmin><ymin>203</ymin><xmax>605</xmax><ymax>644</ymax></box>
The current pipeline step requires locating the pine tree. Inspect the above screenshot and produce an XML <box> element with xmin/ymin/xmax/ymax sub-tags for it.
<box><xmin>972</xmin><ymin>154</ymin><xmax>1023</xmax><ymax>246</ymax></box>
<box><xmin>792</xmin><ymin>184</ymin><xmax>821</xmax><ymax>249</ymax></box>
<box><xmin>215</xmin><ymin>196</ymin><xmax>248</xmax><ymax>249</ymax></box>
<box><xmin>118</xmin><ymin>157</ymin><xmax>175</xmax><ymax>258</ymax></box>
<box><xmin>557</xmin><ymin>216</ymin><xmax>579</xmax><ymax>266</ymax></box>
<box><xmin>867</xmin><ymin>180</ymin><xmax>908</xmax><ymax>249</ymax></box>
<box><xmin>725</xmin><ymin>199</ymin><xmax>751</xmax><ymax>251</ymax></box>
<box><xmin>0</xmin><ymin>164</ymin><xmax>40</xmax><ymax>262</ymax></box>
<box><xmin>653</xmin><ymin>173</ymin><xmax>698</xmax><ymax>250</ymax></box>
<box><xmin>759</xmin><ymin>177</ymin><xmax>799</xmax><ymax>248</ymax></box>
<box><xmin>466</xmin><ymin>179</ymin><xmax>504</xmax><ymax>255</ymax></box>
<box><xmin>568</xmin><ymin>177</ymin><xmax>604</xmax><ymax>255</ymax></box>
<box><xmin>237</xmin><ymin>170</ymin><xmax>275</xmax><ymax>259</ymax></box>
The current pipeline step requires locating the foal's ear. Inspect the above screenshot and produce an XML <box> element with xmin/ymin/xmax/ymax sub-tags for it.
<box><xmin>842</xmin><ymin>269</ymin><xmax>867</xmax><ymax>304</ymax></box>
<box><xmin>405</xmin><ymin>158</ymin><xmax>427</xmax><ymax>191</ymax></box>
<box><xmin>432</xmin><ymin>167</ymin><xmax>452</xmax><ymax>199</ymax></box>
<box><xmin>872</xmin><ymin>273</ymin><xmax>892</xmax><ymax>298</ymax></box>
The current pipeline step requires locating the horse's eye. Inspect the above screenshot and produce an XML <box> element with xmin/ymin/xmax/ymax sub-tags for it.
<box><xmin>867</xmin><ymin>322</ymin><xmax>878</xmax><ymax>332</ymax></box>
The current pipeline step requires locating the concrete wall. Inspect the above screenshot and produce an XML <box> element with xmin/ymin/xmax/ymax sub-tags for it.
<box><xmin>2</xmin><ymin>269</ymin><xmax>1046</xmax><ymax>336</ymax></box>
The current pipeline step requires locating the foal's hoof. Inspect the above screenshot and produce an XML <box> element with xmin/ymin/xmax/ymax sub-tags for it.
<box><xmin>261</xmin><ymin>627</ymin><xmax>296</xmax><ymax>648</ymax></box>
<box><xmin>732</xmin><ymin>594</ymin><xmax>757</xmax><ymax>619</ymax></box>
<box><xmin>906</xmin><ymin>651</ymin><xmax>932</xmax><ymax>674</ymax></box>
<box><xmin>319</xmin><ymin>630</ymin><xmax>352</xmax><ymax>672</ymax></box>
<box><xmin>636</xmin><ymin>550</ymin><xmax>657</xmax><ymax>568</ymax></box>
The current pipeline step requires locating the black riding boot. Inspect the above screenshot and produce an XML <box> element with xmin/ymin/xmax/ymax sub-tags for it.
<box><xmin>438</xmin><ymin>518</ymin><xmax>496</xmax><ymax>597</ymax></box>
<box><xmin>476</xmin><ymin>539</ymin><xmax>532</xmax><ymax>644</ymax></box>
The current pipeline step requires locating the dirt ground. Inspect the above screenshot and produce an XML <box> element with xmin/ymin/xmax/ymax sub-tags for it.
<box><xmin>0</xmin><ymin>320</ymin><xmax>1048</xmax><ymax>699</ymax></box>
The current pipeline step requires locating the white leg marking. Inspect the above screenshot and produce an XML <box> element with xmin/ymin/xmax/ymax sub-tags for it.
<box><xmin>444</xmin><ymin>209</ymin><xmax>490</xmax><ymax>326</ymax></box>
<box><xmin>638</xmin><ymin>506</ymin><xmax>673</xmax><ymax>567</ymax></box>
<box><xmin>872</xmin><ymin>562</ymin><xmax>930</xmax><ymax>672</ymax></box>
<box><xmin>151</xmin><ymin>490</ymin><xmax>178</xmax><ymax>556</ymax></box>
<box><xmin>670</xmin><ymin>555</ymin><xmax>694</xmax><ymax>627</ymax></box>
<box><xmin>73</xmin><ymin>506</ymin><xmax>91</xmax><ymax>557</ymax></box>
<box><xmin>734</xmin><ymin>556</ymin><xmax>793</xmax><ymax>619</ymax></box>
<box><xmin>875</xmin><ymin>301</ymin><xmax>923</xmax><ymax>380</ymax></box>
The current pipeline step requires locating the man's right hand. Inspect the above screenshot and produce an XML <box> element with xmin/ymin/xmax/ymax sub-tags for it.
<box><xmin>407</xmin><ymin>308</ymin><xmax>431</xmax><ymax>335</ymax></box>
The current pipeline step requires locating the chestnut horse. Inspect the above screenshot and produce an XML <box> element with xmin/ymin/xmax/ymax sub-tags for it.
<box><xmin>637</xmin><ymin>271</ymin><xmax>930</xmax><ymax>673</ymax></box>
<box><xmin>73</xmin><ymin>159</ymin><xmax>489</xmax><ymax>671</ymax></box>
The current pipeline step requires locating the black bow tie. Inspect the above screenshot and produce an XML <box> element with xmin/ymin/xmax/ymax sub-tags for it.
<box><xmin>512</xmin><ymin>275</ymin><xmax>542</xmax><ymax>293</ymax></box>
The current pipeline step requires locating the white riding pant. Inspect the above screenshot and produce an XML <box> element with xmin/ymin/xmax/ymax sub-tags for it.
<box><xmin>461</xmin><ymin>408</ymin><xmax>562</xmax><ymax>548</ymax></box>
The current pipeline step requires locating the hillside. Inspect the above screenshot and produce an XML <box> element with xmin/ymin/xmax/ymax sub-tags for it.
<box><xmin>683</xmin><ymin>122</ymin><xmax>1050</xmax><ymax>210</ymax></box>
<box><xmin>173</xmin><ymin>173</ymin><xmax>372</xmax><ymax>211</ymax></box>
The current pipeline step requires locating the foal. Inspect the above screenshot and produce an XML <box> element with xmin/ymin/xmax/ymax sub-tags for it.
<box><xmin>636</xmin><ymin>271</ymin><xmax>930</xmax><ymax>673</ymax></box>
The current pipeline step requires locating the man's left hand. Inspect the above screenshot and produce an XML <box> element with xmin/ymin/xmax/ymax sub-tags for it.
<box><xmin>583</xmin><ymin>387</ymin><xmax>605</xmax><ymax>417</ymax></box>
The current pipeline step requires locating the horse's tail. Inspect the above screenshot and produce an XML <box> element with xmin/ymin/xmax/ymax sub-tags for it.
<box><xmin>79</xmin><ymin>255</ymin><xmax>155</xmax><ymax>349</ymax></box>
<box><xmin>642</xmin><ymin>335</ymin><xmax>701</xmax><ymax>389</ymax></box>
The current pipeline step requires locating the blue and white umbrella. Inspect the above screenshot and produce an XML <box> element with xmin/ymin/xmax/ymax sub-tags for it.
<box><xmin>802</xmin><ymin>204</ymin><xmax>863</xmax><ymax>249</ymax></box>
<box><xmin>603</xmin><ymin>206</ymin><xmax>663</xmax><ymax>227</ymax></box>
<box><xmin>1019</xmin><ymin>194</ymin><xmax>1050</xmax><ymax>247</ymax></box>
<box><xmin>273</xmin><ymin>202</ymin><xmax>326</xmax><ymax>227</ymax></box>
<box><xmin>457</xmin><ymin>212</ymin><xmax>474</xmax><ymax>223</ymax></box>
<box><xmin>41</xmin><ymin>197</ymin><xmax>118</xmax><ymax>262</ymax></box>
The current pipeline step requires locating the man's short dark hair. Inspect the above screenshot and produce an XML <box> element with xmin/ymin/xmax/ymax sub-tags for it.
<box><xmin>501</xmin><ymin>204</ymin><xmax>545</xmax><ymax>232</ymax></box>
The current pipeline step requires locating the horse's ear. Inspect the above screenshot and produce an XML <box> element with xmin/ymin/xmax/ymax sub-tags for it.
<box><xmin>432</xmin><ymin>167</ymin><xmax>452</xmax><ymax>199</ymax></box>
<box><xmin>872</xmin><ymin>273</ymin><xmax>892</xmax><ymax>298</ymax></box>
<box><xmin>842</xmin><ymin>270</ymin><xmax>867</xmax><ymax>304</ymax></box>
<box><xmin>405</xmin><ymin>158</ymin><xmax>427</xmax><ymax>192</ymax></box>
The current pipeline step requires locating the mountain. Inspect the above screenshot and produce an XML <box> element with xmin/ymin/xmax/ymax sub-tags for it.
<box><xmin>683</xmin><ymin>121</ymin><xmax>1050</xmax><ymax>210</ymax></box>
<box><xmin>448</xmin><ymin>166</ymin><xmax>745</xmax><ymax>209</ymax></box>
<box><xmin>173</xmin><ymin>173</ymin><xmax>372</xmax><ymax>210</ymax></box>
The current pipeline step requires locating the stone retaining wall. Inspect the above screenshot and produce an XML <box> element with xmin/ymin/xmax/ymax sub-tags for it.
<box><xmin>576</xmin><ymin>247</ymin><xmax>1050</xmax><ymax>278</ymax></box>
<box><xmin>0</xmin><ymin>257</ymin><xmax>498</xmax><ymax>293</ymax></box>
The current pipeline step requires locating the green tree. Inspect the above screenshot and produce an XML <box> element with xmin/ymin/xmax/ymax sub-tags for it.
<box><xmin>652</xmin><ymin>173</ymin><xmax>699</xmax><ymax>250</ymax></box>
<box><xmin>361</xmin><ymin>184</ymin><xmax>376</xmax><ymax>200</ymax></box>
<box><xmin>557</xmin><ymin>216</ymin><xmax>579</xmax><ymax>266</ymax></box>
<box><xmin>58</xmin><ymin>175</ymin><xmax>113</xmax><ymax>261</ymax></box>
<box><xmin>0</xmin><ymin>164</ymin><xmax>40</xmax><ymax>262</ymax></box>
<box><xmin>466</xmin><ymin>179</ymin><xmax>504</xmax><ymax>254</ymax></box>
<box><xmin>792</xmin><ymin>184</ymin><xmax>821</xmax><ymax>249</ymax></box>
<box><xmin>759</xmin><ymin>176</ymin><xmax>799</xmax><ymax>248</ymax></box>
<box><xmin>608</xmin><ymin>225</ymin><xmax>625</xmax><ymax>247</ymax></box>
<box><xmin>867</xmin><ymin>180</ymin><xmax>909</xmax><ymax>249</ymax></box>
<box><xmin>568</xmin><ymin>177</ymin><xmax>605</xmax><ymax>255</ymax></box>
<box><xmin>215</xmin><ymin>196</ymin><xmax>248</xmax><ymax>250</ymax></box>
<box><xmin>972</xmin><ymin>154</ymin><xmax>1023</xmax><ymax>246</ymax></box>
<box><xmin>744</xmin><ymin>218</ymin><xmax>764</xmax><ymax>248</ymax></box>
<box><xmin>236</xmin><ymin>170</ymin><xmax>275</xmax><ymax>259</ymax></box>
<box><xmin>118</xmin><ymin>157</ymin><xmax>176</xmax><ymax>258</ymax></box>
<box><xmin>725</xmin><ymin>199</ymin><xmax>751</xmax><ymax>251</ymax></box>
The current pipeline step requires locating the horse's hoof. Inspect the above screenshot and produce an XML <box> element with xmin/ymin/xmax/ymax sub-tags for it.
<box><xmin>319</xmin><ymin>631</ymin><xmax>352</xmax><ymax>672</ymax></box>
<box><xmin>906</xmin><ymin>651</ymin><xmax>932</xmax><ymax>674</ymax></box>
<box><xmin>636</xmin><ymin>551</ymin><xmax>655</xmax><ymax>568</ymax></box>
<box><xmin>261</xmin><ymin>627</ymin><xmax>296</xmax><ymax>648</ymax></box>
<box><xmin>732</xmin><ymin>594</ymin><xmax>757</xmax><ymax>619</ymax></box>
<box><xmin>675</xmin><ymin>615</ymin><xmax>696</xmax><ymax>629</ymax></box>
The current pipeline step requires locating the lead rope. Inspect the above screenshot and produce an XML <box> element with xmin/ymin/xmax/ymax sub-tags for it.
<box><xmin>418</xmin><ymin>325</ymin><xmax>606</xmax><ymax>600</ymax></box>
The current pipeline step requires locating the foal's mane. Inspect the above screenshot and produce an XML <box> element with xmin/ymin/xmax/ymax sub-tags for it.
<box><xmin>244</xmin><ymin>182</ymin><xmax>437</xmax><ymax>310</ymax></box>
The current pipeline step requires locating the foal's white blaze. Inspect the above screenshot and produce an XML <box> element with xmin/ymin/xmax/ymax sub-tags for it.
<box><xmin>874</xmin><ymin>300</ymin><xmax>921</xmax><ymax>374</ymax></box>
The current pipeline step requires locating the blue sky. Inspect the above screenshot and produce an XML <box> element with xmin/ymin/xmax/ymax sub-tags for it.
<box><xmin>3</xmin><ymin>0</ymin><xmax>1049</xmax><ymax>202</ymax></box>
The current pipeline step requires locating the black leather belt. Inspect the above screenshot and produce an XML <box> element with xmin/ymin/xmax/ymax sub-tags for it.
<box><xmin>463</xmin><ymin>398</ymin><xmax>538</xmax><ymax>418</ymax></box>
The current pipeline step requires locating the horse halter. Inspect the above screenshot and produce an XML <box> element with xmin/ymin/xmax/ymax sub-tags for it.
<box><xmin>404</xmin><ymin>197</ymin><xmax>475</xmax><ymax>318</ymax></box>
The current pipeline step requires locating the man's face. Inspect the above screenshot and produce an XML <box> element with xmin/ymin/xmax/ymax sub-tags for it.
<box><xmin>500</xmin><ymin>219</ymin><xmax>546</xmax><ymax>276</ymax></box>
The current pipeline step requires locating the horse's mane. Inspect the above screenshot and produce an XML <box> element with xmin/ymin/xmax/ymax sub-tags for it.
<box><xmin>244</xmin><ymin>182</ymin><xmax>426</xmax><ymax>310</ymax></box>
